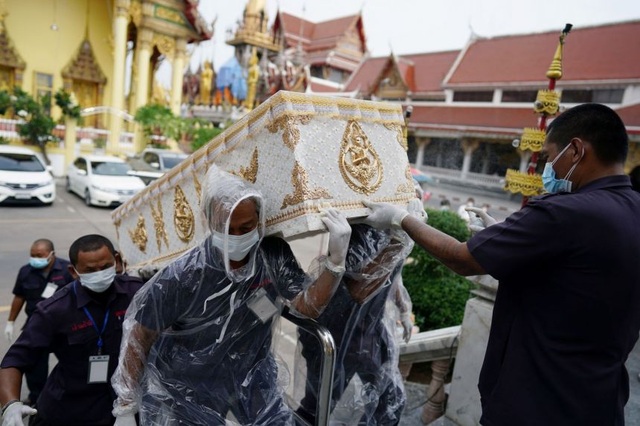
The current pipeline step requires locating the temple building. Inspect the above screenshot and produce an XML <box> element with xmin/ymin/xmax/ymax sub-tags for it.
<box><xmin>189</xmin><ymin>0</ymin><xmax>366</xmax><ymax>122</ymax></box>
<box><xmin>0</xmin><ymin>0</ymin><xmax>211</xmax><ymax>174</ymax></box>
<box><xmin>344</xmin><ymin>20</ymin><xmax>640</xmax><ymax>189</ymax></box>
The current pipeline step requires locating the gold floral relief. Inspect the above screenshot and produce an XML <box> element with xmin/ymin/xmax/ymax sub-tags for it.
<box><xmin>384</xmin><ymin>122</ymin><xmax>406</xmax><ymax>150</ymax></box>
<box><xmin>174</xmin><ymin>186</ymin><xmax>195</xmax><ymax>243</ymax></box>
<box><xmin>192</xmin><ymin>170</ymin><xmax>202</xmax><ymax>203</ymax></box>
<box><xmin>267</xmin><ymin>114</ymin><xmax>312</xmax><ymax>150</ymax></box>
<box><xmin>281</xmin><ymin>161</ymin><xmax>332</xmax><ymax>209</ymax></box>
<box><xmin>396</xmin><ymin>165</ymin><xmax>415</xmax><ymax>194</ymax></box>
<box><xmin>151</xmin><ymin>198</ymin><xmax>169</xmax><ymax>251</ymax></box>
<box><xmin>231</xmin><ymin>148</ymin><xmax>259</xmax><ymax>183</ymax></box>
<box><xmin>339</xmin><ymin>120</ymin><xmax>383</xmax><ymax>195</ymax></box>
<box><xmin>504</xmin><ymin>169</ymin><xmax>544</xmax><ymax>197</ymax></box>
<box><xmin>128</xmin><ymin>215</ymin><xmax>147</xmax><ymax>253</ymax></box>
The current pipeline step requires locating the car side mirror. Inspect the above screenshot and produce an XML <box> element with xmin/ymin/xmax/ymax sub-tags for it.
<box><xmin>45</xmin><ymin>165</ymin><xmax>54</xmax><ymax>174</ymax></box>
<box><xmin>77</xmin><ymin>169</ymin><xmax>87</xmax><ymax>176</ymax></box>
<box><xmin>149</xmin><ymin>162</ymin><xmax>160</xmax><ymax>169</ymax></box>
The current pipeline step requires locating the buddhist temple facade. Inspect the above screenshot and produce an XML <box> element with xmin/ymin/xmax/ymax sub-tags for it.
<box><xmin>0</xmin><ymin>0</ymin><xmax>211</xmax><ymax>175</ymax></box>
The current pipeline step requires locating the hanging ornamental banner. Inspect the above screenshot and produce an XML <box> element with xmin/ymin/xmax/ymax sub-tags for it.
<box><xmin>112</xmin><ymin>91</ymin><xmax>416</xmax><ymax>270</ymax></box>
<box><xmin>504</xmin><ymin>169</ymin><xmax>544</xmax><ymax>197</ymax></box>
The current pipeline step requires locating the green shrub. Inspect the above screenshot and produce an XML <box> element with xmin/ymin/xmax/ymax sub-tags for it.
<box><xmin>402</xmin><ymin>209</ymin><xmax>475</xmax><ymax>331</ymax></box>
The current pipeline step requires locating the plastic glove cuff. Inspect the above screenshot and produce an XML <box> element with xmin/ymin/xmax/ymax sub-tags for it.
<box><xmin>324</xmin><ymin>258</ymin><xmax>346</xmax><ymax>277</ymax></box>
<box><xmin>1</xmin><ymin>399</ymin><xmax>20</xmax><ymax>415</ymax></box>
<box><xmin>391</xmin><ymin>209</ymin><xmax>409</xmax><ymax>229</ymax></box>
<box><xmin>112</xmin><ymin>400</ymin><xmax>138</xmax><ymax>417</ymax></box>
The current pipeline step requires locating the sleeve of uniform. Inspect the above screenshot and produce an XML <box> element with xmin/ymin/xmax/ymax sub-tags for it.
<box><xmin>12</xmin><ymin>267</ymin><xmax>26</xmax><ymax>297</ymax></box>
<box><xmin>263</xmin><ymin>237</ymin><xmax>308</xmax><ymax>301</ymax></box>
<box><xmin>0</xmin><ymin>306</ymin><xmax>54</xmax><ymax>371</ymax></box>
<box><xmin>467</xmin><ymin>197</ymin><xmax>564</xmax><ymax>281</ymax></box>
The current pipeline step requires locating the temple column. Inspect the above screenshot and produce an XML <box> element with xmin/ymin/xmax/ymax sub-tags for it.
<box><xmin>64</xmin><ymin>117</ymin><xmax>77</xmax><ymax>171</ymax></box>
<box><xmin>460</xmin><ymin>139</ymin><xmax>480</xmax><ymax>179</ymax></box>
<box><xmin>519</xmin><ymin>149</ymin><xmax>532</xmax><ymax>172</ymax></box>
<box><xmin>133</xmin><ymin>28</ymin><xmax>154</xmax><ymax>153</ymax></box>
<box><xmin>107</xmin><ymin>0</ymin><xmax>129</xmax><ymax>154</ymax></box>
<box><xmin>170</xmin><ymin>39</ymin><xmax>187</xmax><ymax>116</ymax></box>
<box><xmin>414</xmin><ymin>137</ymin><xmax>431</xmax><ymax>169</ymax></box>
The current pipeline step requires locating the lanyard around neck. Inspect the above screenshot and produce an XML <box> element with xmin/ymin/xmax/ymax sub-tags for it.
<box><xmin>73</xmin><ymin>282</ymin><xmax>110</xmax><ymax>355</ymax></box>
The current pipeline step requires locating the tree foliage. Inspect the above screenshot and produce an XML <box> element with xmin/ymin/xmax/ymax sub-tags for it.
<box><xmin>401</xmin><ymin>209</ymin><xmax>475</xmax><ymax>331</ymax></box>
<box><xmin>0</xmin><ymin>88</ymin><xmax>57</xmax><ymax>164</ymax></box>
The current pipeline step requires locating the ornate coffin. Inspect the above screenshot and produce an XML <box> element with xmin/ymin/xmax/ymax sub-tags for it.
<box><xmin>112</xmin><ymin>91</ymin><xmax>416</xmax><ymax>269</ymax></box>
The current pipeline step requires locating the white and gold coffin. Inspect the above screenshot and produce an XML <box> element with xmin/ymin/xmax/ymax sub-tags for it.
<box><xmin>112</xmin><ymin>91</ymin><xmax>416</xmax><ymax>269</ymax></box>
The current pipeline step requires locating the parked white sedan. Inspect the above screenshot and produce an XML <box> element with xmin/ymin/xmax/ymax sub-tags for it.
<box><xmin>0</xmin><ymin>145</ymin><xmax>56</xmax><ymax>205</ymax></box>
<box><xmin>66</xmin><ymin>155</ymin><xmax>146</xmax><ymax>207</ymax></box>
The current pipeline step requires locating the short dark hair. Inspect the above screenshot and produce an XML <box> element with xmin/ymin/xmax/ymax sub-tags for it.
<box><xmin>69</xmin><ymin>234</ymin><xmax>115</xmax><ymax>267</ymax></box>
<box><xmin>32</xmin><ymin>238</ymin><xmax>54</xmax><ymax>252</ymax></box>
<box><xmin>547</xmin><ymin>103</ymin><xmax>628</xmax><ymax>164</ymax></box>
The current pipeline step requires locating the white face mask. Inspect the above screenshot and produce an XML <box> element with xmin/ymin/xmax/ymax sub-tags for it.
<box><xmin>76</xmin><ymin>266</ymin><xmax>116</xmax><ymax>293</ymax></box>
<box><xmin>212</xmin><ymin>228</ymin><xmax>260</xmax><ymax>262</ymax></box>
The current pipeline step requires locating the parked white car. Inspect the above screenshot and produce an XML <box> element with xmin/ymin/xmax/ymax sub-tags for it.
<box><xmin>0</xmin><ymin>145</ymin><xmax>55</xmax><ymax>205</ymax></box>
<box><xmin>66</xmin><ymin>155</ymin><xmax>146</xmax><ymax>207</ymax></box>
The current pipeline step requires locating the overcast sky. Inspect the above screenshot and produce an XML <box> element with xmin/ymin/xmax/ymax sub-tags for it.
<box><xmin>158</xmin><ymin>0</ymin><xmax>640</xmax><ymax>82</ymax></box>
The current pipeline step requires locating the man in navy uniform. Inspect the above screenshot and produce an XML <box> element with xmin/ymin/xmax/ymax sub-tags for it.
<box><xmin>0</xmin><ymin>234</ymin><xmax>143</xmax><ymax>426</ymax></box>
<box><xmin>363</xmin><ymin>103</ymin><xmax>640</xmax><ymax>425</ymax></box>
<box><xmin>4</xmin><ymin>239</ymin><xmax>74</xmax><ymax>406</ymax></box>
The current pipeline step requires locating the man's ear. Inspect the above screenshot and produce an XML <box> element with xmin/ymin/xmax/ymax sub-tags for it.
<box><xmin>570</xmin><ymin>138</ymin><xmax>586</xmax><ymax>161</ymax></box>
<box><xmin>68</xmin><ymin>264</ymin><xmax>79</xmax><ymax>280</ymax></box>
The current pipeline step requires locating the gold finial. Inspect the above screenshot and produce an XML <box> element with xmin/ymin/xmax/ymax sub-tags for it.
<box><xmin>546</xmin><ymin>24</ymin><xmax>572</xmax><ymax>80</ymax></box>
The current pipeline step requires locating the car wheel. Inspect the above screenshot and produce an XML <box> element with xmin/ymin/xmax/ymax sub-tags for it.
<box><xmin>65</xmin><ymin>178</ymin><xmax>72</xmax><ymax>193</ymax></box>
<box><xmin>84</xmin><ymin>189</ymin><xmax>92</xmax><ymax>207</ymax></box>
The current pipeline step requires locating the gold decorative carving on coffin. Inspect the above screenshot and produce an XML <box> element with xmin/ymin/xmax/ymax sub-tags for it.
<box><xmin>504</xmin><ymin>169</ymin><xmax>544</xmax><ymax>197</ymax></box>
<box><xmin>128</xmin><ymin>215</ymin><xmax>148</xmax><ymax>253</ymax></box>
<box><xmin>519</xmin><ymin>128</ymin><xmax>546</xmax><ymax>152</ymax></box>
<box><xmin>231</xmin><ymin>148</ymin><xmax>259</xmax><ymax>183</ymax></box>
<box><xmin>192</xmin><ymin>169</ymin><xmax>202</xmax><ymax>202</ymax></box>
<box><xmin>267</xmin><ymin>115</ymin><xmax>312</xmax><ymax>150</ymax></box>
<box><xmin>396</xmin><ymin>166</ymin><xmax>415</xmax><ymax>195</ymax></box>
<box><xmin>174</xmin><ymin>186</ymin><xmax>195</xmax><ymax>243</ymax></box>
<box><xmin>151</xmin><ymin>198</ymin><xmax>169</xmax><ymax>251</ymax></box>
<box><xmin>339</xmin><ymin>120</ymin><xmax>383</xmax><ymax>195</ymax></box>
<box><xmin>534</xmin><ymin>90</ymin><xmax>560</xmax><ymax>116</ymax></box>
<box><xmin>384</xmin><ymin>122</ymin><xmax>406</xmax><ymax>150</ymax></box>
<box><xmin>281</xmin><ymin>161</ymin><xmax>332</xmax><ymax>209</ymax></box>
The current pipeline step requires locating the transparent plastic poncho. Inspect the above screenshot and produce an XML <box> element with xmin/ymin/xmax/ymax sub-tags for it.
<box><xmin>111</xmin><ymin>166</ymin><xmax>339</xmax><ymax>425</ymax></box>
<box><xmin>294</xmin><ymin>224</ymin><xmax>414</xmax><ymax>425</ymax></box>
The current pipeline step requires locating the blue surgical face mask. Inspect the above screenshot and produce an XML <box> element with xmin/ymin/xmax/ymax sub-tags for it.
<box><xmin>542</xmin><ymin>143</ymin><xmax>583</xmax><ymax>194</ymax></box>
<box><xmin>29</xmin><ymin>252</ymin><xmax>52</xmax><ymax>269</ymax></box>
<box><xmin>212</xmin><ymin>228</ymin><xmax>260</xmax><ymax>262</ymax></box>
<box><xmin>76</xmin><ymin>266</ymin><xmax>116</xmax><ymax>293</ymax></box>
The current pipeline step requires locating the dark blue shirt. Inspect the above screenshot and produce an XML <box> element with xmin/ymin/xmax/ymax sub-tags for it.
<box><xmin>13</xmin><ymin>257</ymin><xmax>74</xmax><ymax>317</ymax></box>
<box><xmin>1</xmin><ymin>275</ymin><xmax>143</xmax><ymax>426</ymax></box>
<box><xmin>468</xmin><ymin>175</ymin><xmax>640</xmax><ymax>426</ymax></box>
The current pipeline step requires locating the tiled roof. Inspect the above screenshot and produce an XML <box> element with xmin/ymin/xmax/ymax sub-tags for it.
<box><xmin>409</xmin><ymin>105</ymin><xmax>539</xmax><ymax>136</ymax></box>
<box><xmin>275</xmin><ymin>12</ymin><xmax>363</xmax><ymax>53</ymax></box>
<box><xmin>446</xmin><ymin>20</ymin><xmax>640</xmax><ymax>87</ymax></box>
<box><xmin>616</xmin><ymin>103</ymin><xmax>640</xmax><ymax>133</ymax></box>
<box><xmin>344</xmin><ymin>51</ymin><xmax>459</xmax><ymax>95</ymax></box>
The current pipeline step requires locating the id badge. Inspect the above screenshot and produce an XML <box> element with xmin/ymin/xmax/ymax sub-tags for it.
<box><xmin>88</xmin><ymin>355</ymin><xmax>110</xmax><ymax>383</ymax></box>
<box><xmin>41</xmin><ymin>282</ymin><xmax>58</xmax><ymax>298</ymax></box>
<box><xmin>247</xmin><ymin>288</ymin><xmax>279</xmax><ymax>323</ymax></box>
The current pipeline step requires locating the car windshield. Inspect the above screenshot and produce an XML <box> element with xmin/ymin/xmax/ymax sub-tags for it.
<box><xmin>91</xmin><ymin>161</ymin><xmax>131</xmax><ymax>176</ymax></box>
<box><xmin>0</xmin><ymin>153</ymin><xmax>45</xmax><ymax>172</ymax></box>
<box><xmin>162</xmin><ymin>155</ymin><xmax>187</xmax><ymax>169</ymax></box>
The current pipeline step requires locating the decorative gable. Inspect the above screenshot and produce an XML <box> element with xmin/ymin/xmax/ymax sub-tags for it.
<box><xmin>61</xmin><ymin>39</ymin><xmax>107</xmax><ymax>85</ymax></box>
<box><xmin>0</xmin><ymin>21</ymin><xmax>25</xmax><ymax>87</ymax></box>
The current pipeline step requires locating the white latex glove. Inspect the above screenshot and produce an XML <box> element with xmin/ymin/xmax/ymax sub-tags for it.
<box><xmin>114</xmin><ymin>413</ymin><xmax>137</xmax><ymax>426</ymax></box>
<box><xmin>362</xmin><ymin>200</ymin><xmax>408</xmax><ymax>230</ymax></box>
<box><xmin>4</xmin><ymin>322</ymin><xmax>14</xmax><ymax>342</ymax></box>
<box><xmin>320</xmin><ymin>209</ymin><xmax>352</xmax><ymax>267</ymax></box>
<box><xmin>407</xmin><ymin>199</ymin><xmax>428</xmax><ymax>222</ymax></box>
<box><xmin>465</xmin><ymin>207</ymin><xmax>497</xmax><ymax>234</ymax></box>
<box><xmin>400</xmin><ymin>314</ymin><xmax>413</xmax><ymax>343</ymax></box>
<box><xmin>2</xmin><ymin>402</ymin><xmax>37</xmax><ymax>426</ymax></box>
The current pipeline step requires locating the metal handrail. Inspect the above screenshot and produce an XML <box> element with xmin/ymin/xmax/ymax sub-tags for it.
<box><xmin>282</xmin><ymin>306</ymin><xmax>336</xmax><ymax>426</ymax></box>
